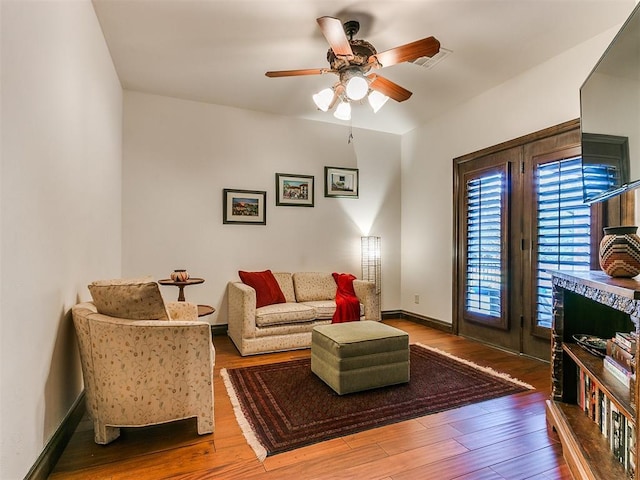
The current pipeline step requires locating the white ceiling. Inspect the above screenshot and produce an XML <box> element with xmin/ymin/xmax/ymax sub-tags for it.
<box><xmin>92</xmin><ymin>0</ymin><xmax>637</xmax><ymax>135</ymax></box>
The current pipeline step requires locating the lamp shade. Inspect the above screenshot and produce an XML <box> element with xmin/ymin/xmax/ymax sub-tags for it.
<box><xmin>334</xmin><ymin>101</ymin><xmax>351</xmax><ymax>121</ymax></box>
<box><xmin>312</xmin><ymin>88</ymin><xmax>334</xmax><ymax>112</ymax></box>
<box><xmin>361</xmin><ymin>236</ymin><xmax>381</xmax><ymax>295</ymax></box>
<box><xmin>368</xmin><ymin>90</ymin><xmax>389</xmax><ymax>113</ymax></box>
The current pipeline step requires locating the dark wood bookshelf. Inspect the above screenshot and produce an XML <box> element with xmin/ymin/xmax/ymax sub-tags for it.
<box><xmin>546</xmin><ymin>401</ymin><xmax>627</xmax><ymax>479</ymax></box>
<box><xmin>548</xmin><ymin>271</ymin><xmax>639</xmax><ymax>480</ymax></box>
<box><xmin>563</xmin><ymin>343</ymin><xmax>633</xmax><ymax>417</ymax></box>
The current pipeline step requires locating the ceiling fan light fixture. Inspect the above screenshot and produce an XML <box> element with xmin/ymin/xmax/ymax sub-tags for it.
<box><xmin>266</xmin><ymin>18</ymin><xmax>441</xmax><ymax>120</ymax></box>
<box><xmin>334</xmin><ymin>101</ymin><xmax>351</xmax><ymax>121</ymax></box>
<box><xmin>312</xmin><ymin>87</ymin><xmax>335</xmax><ymax>111</ymax></box>
<box><xmin>345</xmin><ymin>75</ymin><xmax>369</xmax><ymax>101</ymax></box>
<box><xmin>368</xmin><ymin>90</ymin><xmax>389</xmax><ymax>113</ymax></box>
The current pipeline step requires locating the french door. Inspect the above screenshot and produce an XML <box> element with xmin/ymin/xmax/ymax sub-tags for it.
<box><xmin>456</xmin><ymin>146</ymin><xmax>522</xmax><ymax>353</ymax></box>
<box><xmin>454</xmin><ymin>121</ymin><xmax>630</xmax><ymax>361</ymax></box>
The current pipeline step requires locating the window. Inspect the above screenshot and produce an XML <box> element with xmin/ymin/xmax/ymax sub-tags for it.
<box><xmin>460</xmin><ymin>161</ymin><xmax>510</xmax><ymax>331</ymax></box>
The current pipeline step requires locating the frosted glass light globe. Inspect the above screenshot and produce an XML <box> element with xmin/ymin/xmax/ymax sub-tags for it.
<box><xmin>334</xmin><ymin>101</ymin><xmax>351</xmax><ymax>121</ymax></box>
<box><xmin>368</xmin><ymin>90</ymin><xmax>389</xmax><ymax>113</ymax></box>
<box><xmin>312</xmin><ymin>88</ymin><xmax>334</xmax><ymax>111</ymax></box>
<box><xmin>345</xmin><ymin>76</ymin><xmax>368</xmax><ymax>101</ymax></box>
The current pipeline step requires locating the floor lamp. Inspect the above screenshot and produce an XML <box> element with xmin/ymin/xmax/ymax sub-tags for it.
<box><xmin>361</xmin><ymin>236</ymin><xmax>381</xmax><ymax>306</ymax></box>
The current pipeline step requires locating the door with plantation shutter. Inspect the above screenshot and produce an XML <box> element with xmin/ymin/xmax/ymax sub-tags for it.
<box><xmin>454</xmin><ymin>122</ymin><xmax>628</xmax><ymax>360</ymax></box>
<box><xmin>522</xmin><ymin>144</ymin><xmax>611</xmax><ymax>359</ymax></box>
<box><xmin>456</xmin><ymin>146</ymin><xmax>522</xmax><ymax>352</ymax></box>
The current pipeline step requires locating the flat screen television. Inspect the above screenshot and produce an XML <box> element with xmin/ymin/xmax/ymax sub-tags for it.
<box><xmin>581</xmin><ymin>2</ymin><xmax>640</xmax><ymax>204</ymax></box>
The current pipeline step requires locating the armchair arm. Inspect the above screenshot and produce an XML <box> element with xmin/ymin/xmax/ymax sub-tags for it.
<box><xmin>353</xmin><ymin>280</ymin><xmax>380</xmax><ymax>321</ymax></box>
<box><xmin>227</xmin><ymin>281</ymin><xmax>257</xmax><ymax>345</ymax></box>
<box><xmin>80</xmin><ymin>311</ymin><xmax>214</xmax><ymax>433</ymax></box>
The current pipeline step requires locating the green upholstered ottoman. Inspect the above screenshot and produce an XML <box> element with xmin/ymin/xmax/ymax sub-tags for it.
<box><xmin>311</xmin><ymin>321</ymin><xmax>410</xmax><ymax>395</ymax></box>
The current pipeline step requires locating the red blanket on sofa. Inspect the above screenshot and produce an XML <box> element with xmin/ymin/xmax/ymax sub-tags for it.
<box><xmin>332</xmin><ymin>272</ymin><xmax>360</xmax><ymax>323</ymax></box>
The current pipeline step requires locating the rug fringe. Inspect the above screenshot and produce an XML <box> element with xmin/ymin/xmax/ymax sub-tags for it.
<box><xmin>220</xmin><ymin>368</ymin><xmax>268</xmax><ymax>462</ymax></box>
<box><xmin>414</xmin><ymin>342</ymin><xmax>535</xmax><ymax>390</ymax></box>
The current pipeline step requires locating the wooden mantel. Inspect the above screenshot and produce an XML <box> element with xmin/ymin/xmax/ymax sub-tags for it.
<box><xmin>552</xmin><ymin>270</ymin><xmax>640</xmax><ymax>318</ymax></box>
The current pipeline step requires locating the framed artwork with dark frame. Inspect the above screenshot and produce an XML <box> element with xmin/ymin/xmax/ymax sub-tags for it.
<box><xmin>324</xmin><ymin>166</ymin><xmax>359</xmax><ymax>198</ymax></box>
<box><xmin>223</xmin><ymin>189</ymin><xmax>266</xmax><ymax>225</ymax></box>
<box><xmin>275</xmin><ymin>173</ymin><xmax>315</xmax><ymax>207</ymax></box>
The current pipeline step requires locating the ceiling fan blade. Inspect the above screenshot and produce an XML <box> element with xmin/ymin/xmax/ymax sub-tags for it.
<box><xmin>265</xmin><ymin>68</ymin><xmax>330</xmax><ymax>78</ymax></box>
<box><xmin>370</xmin><ymin>36</ymin><xmax>440</xmax><ymax>68</ymax></box>
<box><xmin>317</xmin><ymin>16</ymin><xmax>354</xmax><ymax>58</ymax></box>
<box><xmin>368</xmin><ymin>74</ymin><xmax>412</xmax><ymax>102</ymax></box>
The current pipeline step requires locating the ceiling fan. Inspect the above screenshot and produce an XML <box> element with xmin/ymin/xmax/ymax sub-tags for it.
<box><xmin>265</xmin><ymin>16</ymin><xmax>441</xmax><ymax>119</ymax></box>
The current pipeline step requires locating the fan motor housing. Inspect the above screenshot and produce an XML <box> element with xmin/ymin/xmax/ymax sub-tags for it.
<box><xmin>327</xmin><ymin>39</ymin><xmax>377</xmax><ymax>71</ymax></box>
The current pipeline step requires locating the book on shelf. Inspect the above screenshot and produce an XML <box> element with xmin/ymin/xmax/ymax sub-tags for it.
<box><xmin>610</xmin><ymin>404</ymin><xmax>627</xmax><ymax>466</ymax></box>
<box><xmin>578</xmin><ymin>371</ymin><xmax>600</xmax><ymax>422</ymax></box>
<box><xmin>600</xmin><ymin>390</ymin><xmax>610</xmax><ymax>438</ymax></box>
<box><xmin>575</xmin><ymin>364</ymin><xmax>636</xmax><ymax>475</ymax></box>
<box><xmin>616</xmin><ymin>332</ymin><xmax>637</xmax><ymax>354</ymax></box>
<box><xmin>589</xmin><ymin>378</ymin><xmax>598</xmax><ymax>421</ymax></box>
<box><xmin>603</xmin><ymin>355</ymin><xmax>633</xmax><ymax>388</ymax></box>
<box><xmin>608</xmin><ymin>339</ymin><xmax>636</xmax><ymax>374</ymax></box>
<box><xmin>578</xmin><ymin>369</ymin><xmax>585</xmax><ymax>411</ymax></box>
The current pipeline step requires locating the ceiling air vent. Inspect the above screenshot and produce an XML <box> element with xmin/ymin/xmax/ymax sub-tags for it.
<box><xmin>411</xmin><ymin>47</ymin><xmax>452</xmax><ymax>69</ymax></box>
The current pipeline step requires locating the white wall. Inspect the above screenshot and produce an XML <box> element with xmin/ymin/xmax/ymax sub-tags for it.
<box><xmin>0</xmin><ymin>2</ymin><xmax>628</xmax><ymax>477</ymax></box>
<box><xmin>122</xmin><ymin>91</ymin><xmax>402</xmax><ymax>323</ymax></box>
<box><xmin>400</xmin><ymin>26</ymin><xmax>622</xmax><ymax>324</ymax></box>
<box><xmin>0</xmin><ymin>1</ymin><xmax>122</xmax><ymax>478</ymax></box>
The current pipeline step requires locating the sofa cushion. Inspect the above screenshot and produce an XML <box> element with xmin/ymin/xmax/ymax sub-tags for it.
<box><xmin>300</xmin><ymin>300</ymin><xmax>335</xmax><ymax>319</ymax></box>
<box><xmin>88</xmin><ymin>277</ymin><xmax>170</xmax><ymax>320</ymax></box>
<box><xmin>302</xmin><ymin>300</ymin><xmax>364</xmax><ymax>320</ymax></box>
<box><xmin>255</xmin><ymin>302</ymin><xmax>316</xmax><ymax>327</ymax></box>
<box><xmin>293</xmin><ymin>272</ymin><xmax>337</xmax><ymax>302</ymax></box>
<box><xmin>272</xmin><ymin>272</ymin><xmax>296</xmax><ymax>303</ymax></box>
<box><xmin>239</xmin><ymin>270</ymin><xmax>286</xmax><ymax>308</ymax></box>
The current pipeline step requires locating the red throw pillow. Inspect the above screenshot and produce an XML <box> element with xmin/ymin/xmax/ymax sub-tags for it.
<box><xmin>238</xmin><ymin>270</ymin><xmax>286</xmax><ymax>308</ymax></box>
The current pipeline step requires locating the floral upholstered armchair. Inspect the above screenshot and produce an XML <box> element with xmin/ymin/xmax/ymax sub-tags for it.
<box><xmin>71</xmin><ymin>277</ymin><xmax>215</xmax><ymax>444</ymax></box>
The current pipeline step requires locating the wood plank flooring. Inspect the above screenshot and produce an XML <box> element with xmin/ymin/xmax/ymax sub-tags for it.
<box><xmin>48</xmin><ymin>320</ymin><xmax>572</xmax><ymax>480</ymax></box>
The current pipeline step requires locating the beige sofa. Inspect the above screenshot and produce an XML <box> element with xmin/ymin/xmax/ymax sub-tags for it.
<box><xmin>228</xmin><ymin>272</ymin><xmax>380</xmax><ymax>356</ymax></box>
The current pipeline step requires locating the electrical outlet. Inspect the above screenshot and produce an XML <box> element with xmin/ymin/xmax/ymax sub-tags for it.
<box><xmin>414</xmin><ymin>294</ymin><xmax>420</xmax><ymax>304</ymax></box>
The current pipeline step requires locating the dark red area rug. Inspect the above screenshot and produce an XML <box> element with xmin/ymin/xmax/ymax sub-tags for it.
<box><xmin>221</xmin><ymin>343</ymin><xmax>533</xmax><ymax>460</ymax></box>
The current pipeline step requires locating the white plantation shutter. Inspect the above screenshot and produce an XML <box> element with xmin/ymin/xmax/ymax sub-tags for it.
<box><xmin>535</xmin><ymin>156</ymin><xmax>606</xmax><ymax>328</ymax></box>
<box><xmin>465</xmin><ymin>170</ymin><xmax>505</xmax><ymax>320</ymax></box>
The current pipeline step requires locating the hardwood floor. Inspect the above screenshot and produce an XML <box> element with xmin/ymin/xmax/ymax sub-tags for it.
<box><xmin>48</xmin><ymin>320</ymin><xmax>571</xmax><ymax>480</ymax></box>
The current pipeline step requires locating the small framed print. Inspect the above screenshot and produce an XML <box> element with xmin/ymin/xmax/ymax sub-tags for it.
<box><xmin>276</xmin><ymin>173</ymin><xmax>314</xmax><ymax>207</ymax></box>
<box><xmin>223</xmin><ymin>189</ymin><xmax>266</xmax><ymax>225</ymax></box>
<box><xmin>324</xmin><ymin>166</ymin><xmax>359</xmax><ymax>198</ymax></box>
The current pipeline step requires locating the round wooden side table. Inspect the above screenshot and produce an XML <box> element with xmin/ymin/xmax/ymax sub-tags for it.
<box><xmin>158</xmin><ymin>277</ymin><xmax>215</xmax><ymax>318</ymax></box>
<box><xmin>197</xmin><ymin>305</ymin><xmax>215</xmax><ymax>317</ymax></box>
<box><xmin>158</xmin><ymin>277</ymin><xmax>205</xmax><ymax>301</ymax></box>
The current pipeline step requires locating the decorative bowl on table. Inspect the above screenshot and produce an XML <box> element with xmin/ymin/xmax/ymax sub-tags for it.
<box><xmin>170</xmin><ymin>269</ymin><xmax>190</xmax><ymax>282</ymax></box>
<box><xmin>572</xmin><ymin>334</ymin><xmax>607</xmax><ymax>357</ymax></box>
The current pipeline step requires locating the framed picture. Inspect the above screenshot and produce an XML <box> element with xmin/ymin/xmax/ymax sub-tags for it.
<box><xmin>275</xmin><ymin>173</ymin><xmax>315</xmax><ymax>207</ymax></box>
<box><xmin>223</xmin><ymin>189</ymin><xmax>266</xmax><ymax>225</ymax></box>
<box><xmin>324</xmin><ymin>166</ymin><xmax>359</xmax><ymax>198</ymax></box>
